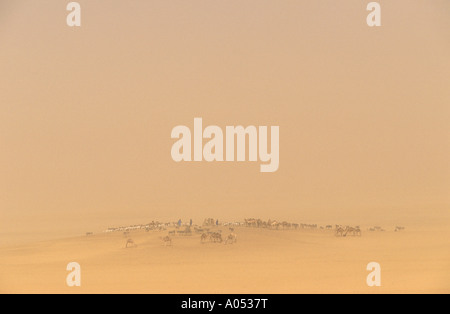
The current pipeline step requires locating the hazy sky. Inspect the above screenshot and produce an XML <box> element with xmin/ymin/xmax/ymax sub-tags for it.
<box><xmin>1</xmin><ymin>1</ymin><xmax>449</xmax><ymax>240</ymax></box>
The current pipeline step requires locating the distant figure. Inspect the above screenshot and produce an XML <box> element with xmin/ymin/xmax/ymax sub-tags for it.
<box><xmin>126</xmin><ymin>239</ymin><xmax>136</xmax><ymax>248</ymax></box>
<box><xmin>190</xmin><ymin>219</ymin><xmax>193</xmax><ymax>226</ymax></box>
<box><xmin>225</xmin><ymin>233</ymin><xmax>237</xmax><ymax>245</ymax></box>
<box><xmin>211</xmin><ymin>232</ymin><xmax>222</xmax><ymax>243</ymax></box>
<box><xmin>161</xmin><ymin>236</ymin><xmax>172</xmax><ymax>246</ymax></box>
<box><xmin>178</xmin><ymin>219</ymin><xmax>182</xmax><ymax>227</ymax></box>
<box><xmin>201</xmin><ymin>233</ymin><xmax>210</xmax><ymax>243</ymax></box>
<box><xmin>216</xmin><ymin>219</ymin><xmax>219</xmax><ymax>226</ymax></box>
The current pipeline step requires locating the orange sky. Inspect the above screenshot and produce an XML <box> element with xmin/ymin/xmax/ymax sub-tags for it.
<box><xmin>0</xmin><ymin>1</ymin><xmax>449</xmax><ymax>242</ymax></box>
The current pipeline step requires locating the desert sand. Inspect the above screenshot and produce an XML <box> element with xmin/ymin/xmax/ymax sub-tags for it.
<box><xmin>1</xmin><ymin>0</ymin><xmax>449</xmax><ymax>295</ymax></box>
<box><xmin>0</xmin><ymin>222</ymin><xmax>448</xmax><ymax>294</ymax></box>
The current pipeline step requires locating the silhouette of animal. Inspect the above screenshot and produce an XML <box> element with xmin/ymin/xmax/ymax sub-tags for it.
<box><xmin>225</xmin><ymin>233</ymin><xmax>237</xmax><ymax>244</ymax></box>
<box><xmin>161</xmin><ymin>236</ymin><xmax>172</xmax><ymax>246</ymax></box>
<box><xmin>125</xmin><ymin>239</ymin><xmax>136</xmax><ymax>248</ymax></box>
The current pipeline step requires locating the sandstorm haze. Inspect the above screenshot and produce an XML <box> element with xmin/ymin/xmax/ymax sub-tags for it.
<box><xmin>0</xmin><ymin>0</ymin><xmax>449</xmax><ymax>244</ymax></box>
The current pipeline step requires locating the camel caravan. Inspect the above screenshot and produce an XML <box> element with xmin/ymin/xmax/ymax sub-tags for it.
<box><xmin>200</xmin><ymin>231</ymin><xmax>237</xmax><ymax>245</ymax></box>
<box><xmin>116</xmin><ymin>217</ymin><xmax>238</xmax><ymax>248</ymax></box>
<box><xmin>244</xmin><ymin>218</ymin><xmax>300</xmax><ymax>230</ymax></box>
<box><xmin>201</xmin><ymin>232</ymin><xmax>223</xmax><ymax>243</ymax></box>
<box><xmin>242</xmin><ymin>218</ymin><xmax>409</xmax><ymax>238</ymax></box>
<box><xmin>244</xmin><ymin>218</ymin><xmax>326</xmax><ymax>231</ymax></box>
<box><xmin>334</xmin><ymin>225</ymin><xmax>362</xmax><ymax>237</ymax></box>
<box><xmin>244</xmin><ymin>218</ymin><xmax>335</xmax><ymax>231</ymax></box>
<box><xmin>105</xmin><ymin>221</ymin><xmax>170</xmax><ymax>234</ymax></box>
<box><xmin>97</xmin><ymin>217</ymin><xmax>407</xmax><ymax>248</ymax></box>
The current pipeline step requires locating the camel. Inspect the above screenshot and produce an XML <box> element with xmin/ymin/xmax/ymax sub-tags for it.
<box><xmin>225</xmin><ymin>233</ymin><xmax>237</xmax><ymax>245</ymax></box>
<box><xmin>270</xmin><ymin>221</ymin><xmax>279</xmax><ymax>229</ymax></box>
<box><xmin>210</xmin><ymin>232</ymin><xmax>223</xmax><ymax>243</ymax></box>
<box><xmin>125</xmin><ymin>238</ymin><xmax>136</xmax><ymax>248</ymax></box>
<box><xmin>203</xmin><ymin>218</ymin><xmax>215</xmax><ymax>227</ymax></box>
<box><xmin>201</xmin><ymin>233</ymin><xmax>210</xmax><ymax>243</ymax></box>
<box><xmin>201</xmin><ymin>232</ymin><xmax>222</xmax><ymax>243</ymax></box>
<box><xmin>341</xmin><ymin>226</ymin><xmax>362</xmax><ymax>237</ymax></box>
<box><xmin>343</xmin><ymin>226</ymin><xmax>354</xmax><ymax>237</ymax></box>
<box><xmin>335</xmin><ymin>227</ymin><xmax>345</xmax><ymax>237</ymax></box>
<box><xmin>161</xmin><ymin>236</ymin><xmax>172</xmax><ymax>246</ymax></box>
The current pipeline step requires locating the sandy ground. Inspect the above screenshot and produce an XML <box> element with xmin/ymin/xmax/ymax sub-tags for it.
<box><xmin>0</xmin><ymin>225</ymin><xmax>448</xmax><ymax>294</ymax></box>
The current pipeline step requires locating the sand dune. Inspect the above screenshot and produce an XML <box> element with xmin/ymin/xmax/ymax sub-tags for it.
<box><xmin>0</xmin><ymin>223</ymin><xmax>448</xmax><ymax>294</ymax></box>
